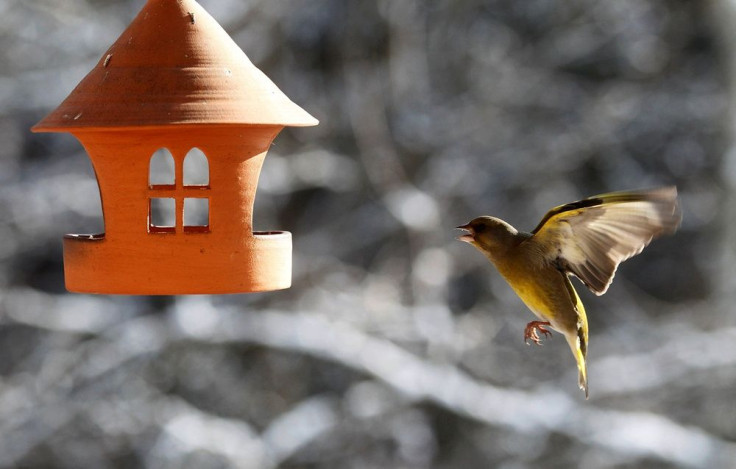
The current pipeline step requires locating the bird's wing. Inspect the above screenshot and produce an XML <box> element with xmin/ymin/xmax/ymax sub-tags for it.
<box><xmin>529</xmin><ymin>187</ymin><xmax>681</xmax><ymax>295</ymax></box>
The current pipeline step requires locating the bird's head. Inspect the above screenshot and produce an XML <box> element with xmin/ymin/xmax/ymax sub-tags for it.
<box><xmin>456</xmin><ymin>216</ymin><xmax>520</xmax><ymax>257</ymax></box>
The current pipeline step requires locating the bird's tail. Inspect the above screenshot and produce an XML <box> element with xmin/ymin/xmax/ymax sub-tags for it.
<box><xmin>571</xmin><ymin>316</ymin><xmax>590</xmax><ymax>399</ymax></box>
<box><xmin>560</xmin><ymin>284</ymin><xmax>588</xmax><ymax>398</ymax></box>
<box><xmin>563</xmin><ymin>279</ymin><xmax>589</xmax><ymax>398</ymax></box>
<box><xmin>566</xmin><ymin>328</ymin><xmax>588</xmax><ymax>398</ymax></box>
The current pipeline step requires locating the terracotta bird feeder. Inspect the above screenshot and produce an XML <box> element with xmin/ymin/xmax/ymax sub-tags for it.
<box><xmin>32</xmin><ymin>0</ymin><xmax>318</xmax><ymax>294</ymax></box>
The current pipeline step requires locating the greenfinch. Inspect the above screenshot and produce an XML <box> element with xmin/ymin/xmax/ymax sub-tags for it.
<box><xmin>457</xmin><ymin>187</ymin><xmax>681</xmax><ymax>398</ymax></box>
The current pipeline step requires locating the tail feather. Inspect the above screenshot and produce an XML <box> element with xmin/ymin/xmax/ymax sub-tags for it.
<box><xmin>576</xmin><ymin>332</ymin><xmax>589</xmax><ymax>399</ymax></box>
<box><xmin>576</xmin><ymin>305</ymin><xmax>589</xmax><ymax>398</ymax></box>
<box><xmin>567</xmin><ymin>329</ymin><xmax>588</xmax><ymax>398</ymax></box>
<box><xmin>563</xmin><ymin>276</ymin><xmax>590</xmax><ymax>398</ymax></box>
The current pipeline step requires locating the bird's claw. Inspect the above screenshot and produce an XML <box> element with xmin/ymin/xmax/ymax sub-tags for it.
<box><xmin>524</xmin><ymin>321</ymin><xmax>552</xmax><ymax>345</ymax></box>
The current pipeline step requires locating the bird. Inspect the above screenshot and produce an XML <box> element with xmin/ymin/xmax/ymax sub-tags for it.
<box><xmin>456</xmin><ymin>187</ymin><xmax>681</xmax><ymax>398</ymax></box>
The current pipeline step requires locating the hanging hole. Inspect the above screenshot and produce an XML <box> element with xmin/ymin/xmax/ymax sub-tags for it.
<box><xmin>183</xmin><ymin>198</ymin><xmax>209</xmax><ymax>232</ymax></box>
<box><xmin>149</xmin><ymin>148</ymin><xmax>175</xmax><ymax>187</ymax></box>
<box><xmin>149</xmin><ymin>198</ymin><xmax>176</xmax><ymax>233</ymax></box>
<box><xmin>183</xmin><ymin>148</ymin><xmax>209</xmax><ymax>186</ymax></box>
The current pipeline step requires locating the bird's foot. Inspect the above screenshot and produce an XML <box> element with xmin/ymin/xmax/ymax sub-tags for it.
<box><xmin>524</xmin><ymin>321</ymin><xmax>552</xmax><ymax>345</ymax></box>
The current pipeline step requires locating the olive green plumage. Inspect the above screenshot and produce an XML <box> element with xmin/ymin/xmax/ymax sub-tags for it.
<box><xmin>457</xmin><ymin>187</ymin><xmax>681</xmax><ymax>398</ymax></box>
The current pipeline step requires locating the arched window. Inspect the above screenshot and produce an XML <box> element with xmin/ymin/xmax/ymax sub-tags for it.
<box><xmin>183</xmin><ymin>147</ymin><xmax>209</xmax><ymax>186</ymax></box>
<box><xmin>183</xmin><ymin>148</ymin><xmax>210</xmax><ymax>232</ymax></box>
<box><xmin>148</xmin><ymin>148</ymin><xmax>176</xmax><ymax>233</ymax></box>
<box><xmin>149</xmin><ymin>148</ymin><xmax>175</xmax><ymax>186</ymax></box>
<box><xmin>147</xmin><ymin>148</ymin><xmax>210</xmax><ymax>233</ymax></box>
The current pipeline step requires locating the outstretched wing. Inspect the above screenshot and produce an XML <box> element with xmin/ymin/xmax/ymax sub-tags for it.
<box><xmin>530</xmin><ymin>187</ymin><xmax>681</xmax><ymax>295</ymax></box>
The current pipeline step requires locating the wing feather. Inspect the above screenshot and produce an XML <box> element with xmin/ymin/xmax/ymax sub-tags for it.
<box><xmin>531</xmin><ymin>187</ymin><xmax>681</xmax><ymax>295</ymax></box>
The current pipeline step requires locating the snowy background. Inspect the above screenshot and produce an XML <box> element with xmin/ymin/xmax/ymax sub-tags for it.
<box><xmin>1</xmin><ymin>0</ymin><xmax>734</xmax><ymax>467</ymax></box>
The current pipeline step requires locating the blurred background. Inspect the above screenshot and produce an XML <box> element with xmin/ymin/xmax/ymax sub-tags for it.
<box><xmin>1</xmin><ymin>0</ymin><xmax>735</xmax><ymax>467</ymax></box>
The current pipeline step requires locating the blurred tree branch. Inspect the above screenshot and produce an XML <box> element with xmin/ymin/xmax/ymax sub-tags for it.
<box><xmin>3</xmin><ymin>293</ymin><xmax>735</xmax><ymax>467</ymax></box>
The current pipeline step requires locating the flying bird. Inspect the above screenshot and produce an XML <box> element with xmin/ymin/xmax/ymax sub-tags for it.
<box><xmin>456</xmin><ymin>187</ymin><xmax>681</xmax><ymax>398</ymax></box>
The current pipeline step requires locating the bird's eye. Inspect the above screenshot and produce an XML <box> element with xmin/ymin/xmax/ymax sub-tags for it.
<box><xmin>474</xmin><ymin>224</ymin><xmax>485</xmax><ymax>233</ymax></box>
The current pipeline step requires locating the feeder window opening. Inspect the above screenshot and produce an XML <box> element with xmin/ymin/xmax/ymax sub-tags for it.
<box><xmin>149</xmin><ymin>197</ymin><xmax>176</xmax><ymax>233</ymax></box>
<box><xmin>147</xmin><ymin>147</ymin><xmax>210</xmax><ymax>233</ymax></box>
<box><xmin>183</xmin><ymin>147</ymin><xmax>209</xmax><ymax>186</ymax></box>
<box><xmin>183</xmin><ymin>197</ymin><xmax>209</xmax><ymax>232</ymax></box>
<box><xmin>149</xmin><ymin>148</ymin><xmax>175</xmax><ymax>187</ymax></box>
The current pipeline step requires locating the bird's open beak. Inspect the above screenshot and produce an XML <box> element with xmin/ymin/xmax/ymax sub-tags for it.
<box><xmin>456</xmin><ymin>223</ymin><xmax>474</xmax><ymax>243</ymax></box>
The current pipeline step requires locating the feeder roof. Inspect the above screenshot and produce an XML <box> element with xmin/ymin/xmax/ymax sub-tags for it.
<box><xmin>33</xmin><ymin>0</ymin><xmax>318</xmax><ymax>132</ymax></box>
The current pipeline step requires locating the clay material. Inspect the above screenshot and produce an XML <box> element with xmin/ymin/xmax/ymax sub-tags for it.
<box><xmin>32</xmin><ymin>0</ymin><xmax>317</xmax><ymax>294</ymax></box>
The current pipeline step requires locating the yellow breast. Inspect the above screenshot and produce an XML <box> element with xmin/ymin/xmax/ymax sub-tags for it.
<box><xmin>495</xmin><ymin>257</ymin><xmax>572</xmax><ymax>324</ymax></box>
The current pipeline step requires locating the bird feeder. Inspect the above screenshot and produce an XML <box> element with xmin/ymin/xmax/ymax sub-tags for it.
<box><xmin>31</xmin><ymin>0</ymin><xmax>318</xmax><ymax>294</ymax></box>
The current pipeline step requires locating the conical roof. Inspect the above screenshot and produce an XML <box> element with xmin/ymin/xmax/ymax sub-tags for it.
<box><xmin>33</xmin><ymin>0</ymin><xmax>318</xmax><ymax>131</ymax></box>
